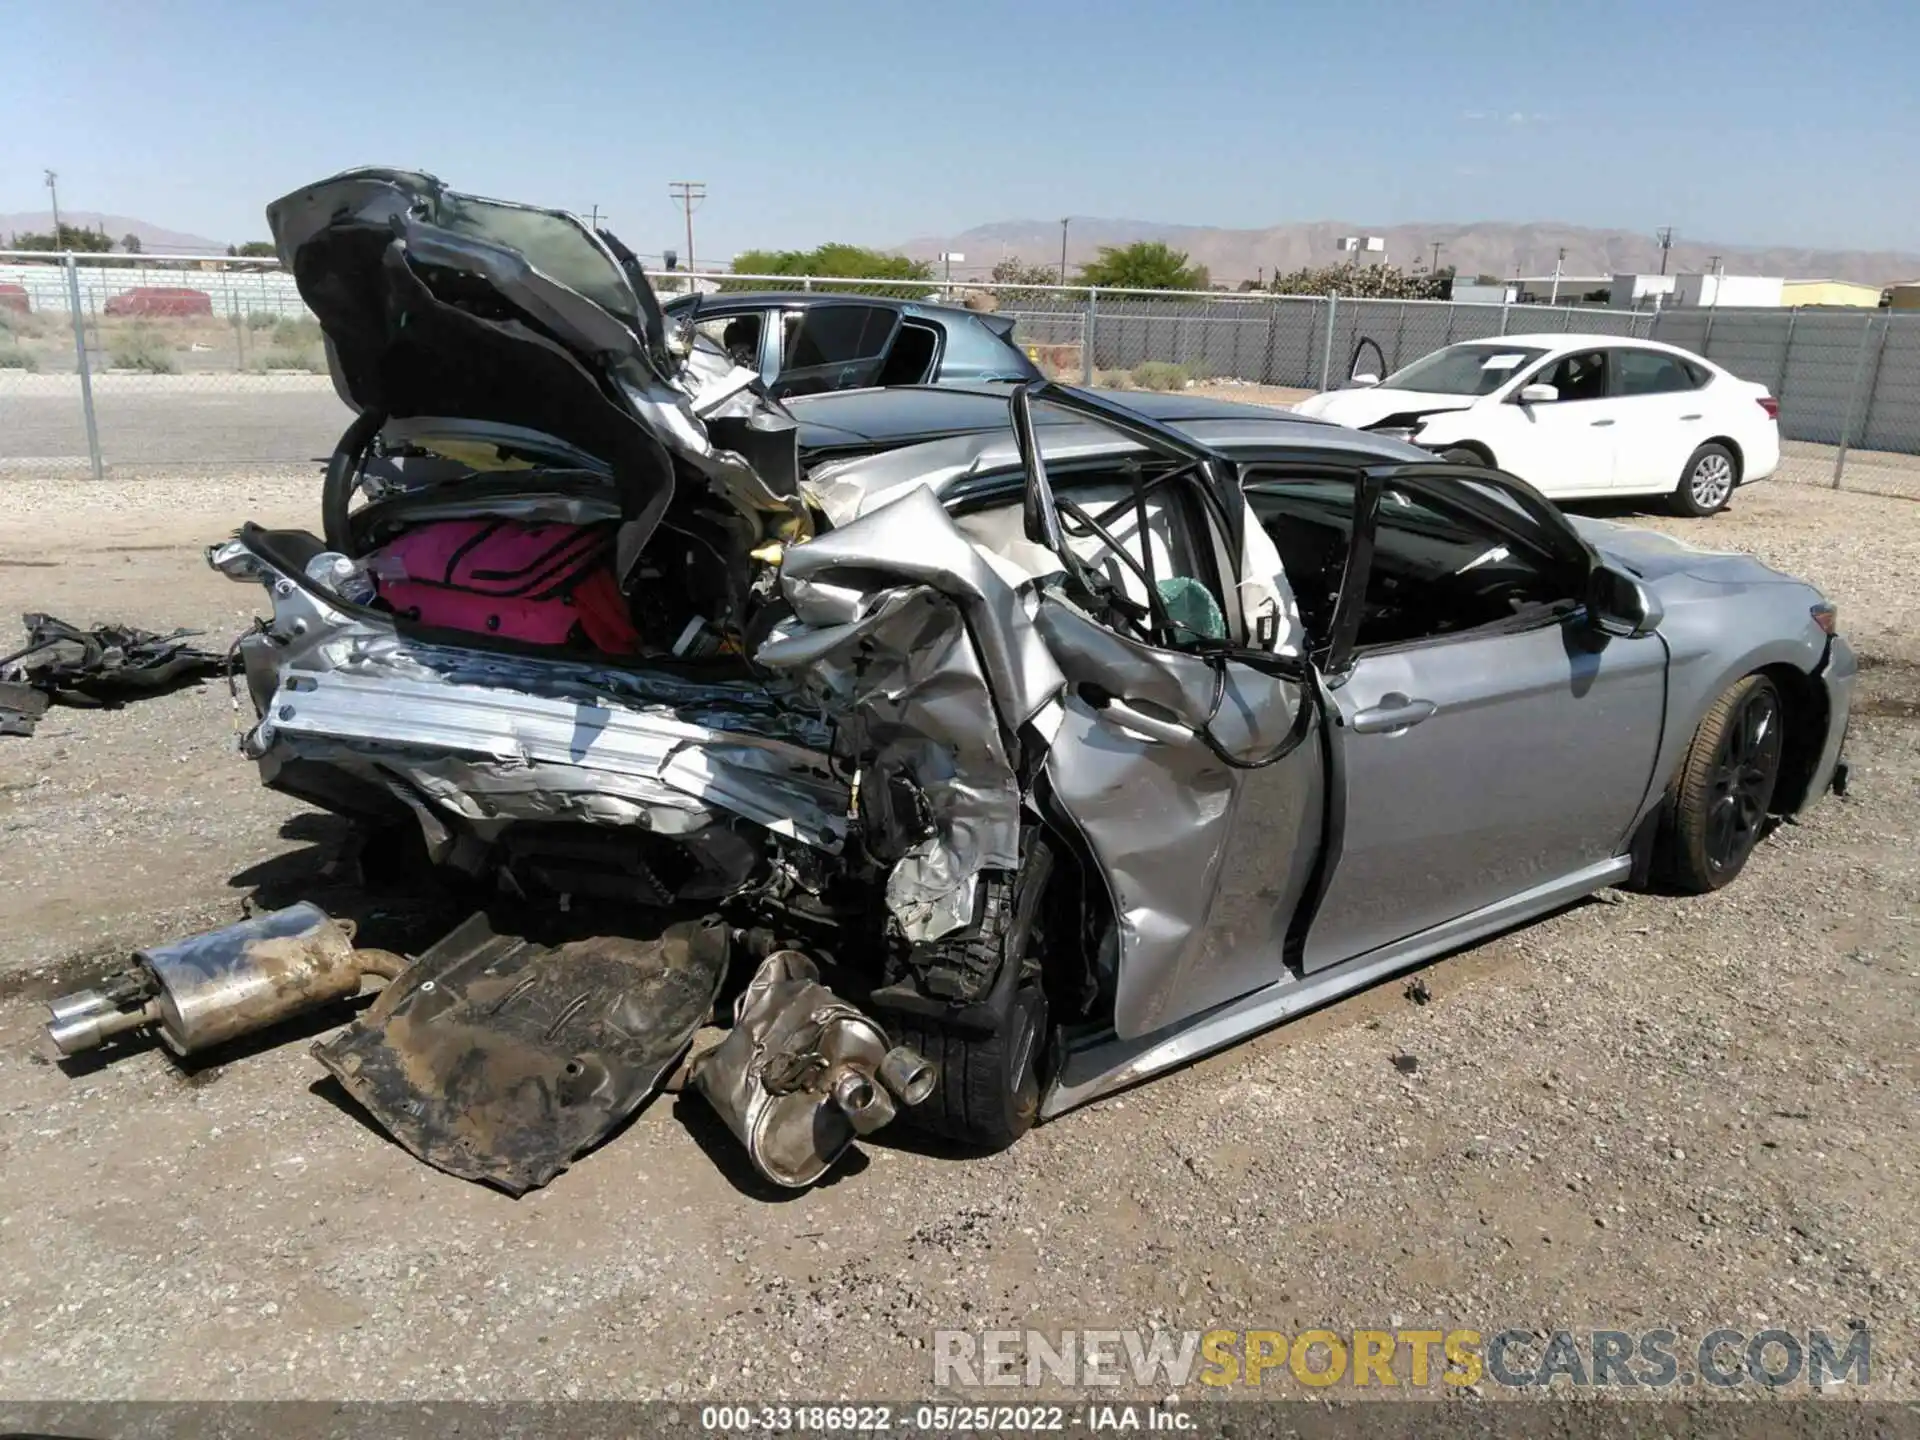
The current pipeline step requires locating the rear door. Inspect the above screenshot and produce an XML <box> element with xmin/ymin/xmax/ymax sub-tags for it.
<box><xmin>1606</xmin><ymin>346</ymin><xmax>1708</xmax><ymax>492</ymax></box>
<box><xmin>1009</xmin><ymin>387</ymin><xmax>1324</xmax><ymax>1039</ymax></box>
<box><xmin>1284</xmin><ymin>463</ymin><xmax>1666</xmax><ymax>969</ymax></box>
<box><xmin>771</xmin><ymin>304</ymin><xmax>902</xmax><ymax>398</ymax></box>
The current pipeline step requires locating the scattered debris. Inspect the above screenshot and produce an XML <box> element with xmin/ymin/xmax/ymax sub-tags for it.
<box><xmin>0</xmin><ymin>612</ymin><xmax>228</xmax><ymax>735</ymax></box>
<box><xmin>1403</xmin><ymin>976</ymin><xmax>1432</xmax><ymax>1006</ymax></box>
<box><xmin>313</xmin><ymin>913</ymin><xmax>730</xmax><ymax>1195</ymax></box>
<box><xmin>44</xmin><ymin>903</ymin><xmax>399</xmax><ymax>1057</ymax></box>
<box><xmin>693</xmin><ymin>950</ymin><xmax>934</xmax><ymax>1189</ymax></box>
<box><xmin>1391</xmin><ymin>1052</ymin><xmax>1420</xmax><ymax>1075</ymax></box>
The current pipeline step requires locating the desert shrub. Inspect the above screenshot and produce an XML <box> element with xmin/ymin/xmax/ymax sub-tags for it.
<box><xmin>252</xmin><ymin>348</ymin><xmax>324</xmax><ymax>373</ymax></box>
<box><xmin>271</xmin><ymin>316</ymin><xmax>322</xmax><ymax>349</ymax></box>
<box><xmin>1093</xmin><ymin>368</ymin><xmax>1133</xmax><ymax>390</ymax></box>
<box><xmin>0</xmin><ymin>340</ymin><xmax>37</xmax><ymax>371</ymax></box>
<box><xmin>1129</xmin><ymin>361</ymin><xmax>1190</xmax><ymax>391</ymax></box>
<box><xmin>110</xmin><ymin>325</ymin><xmax>177</xmax><ymax>373</ymax></box>
<box><xmin>246</xmin><ymin>310</ymin><xmax>281</xmax><ymax>330</ymax></box>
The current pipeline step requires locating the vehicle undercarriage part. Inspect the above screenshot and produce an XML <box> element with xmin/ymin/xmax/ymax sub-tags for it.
<box><xmin>44</xmin><ymin>902</ymin><xmax>401</xmax><ymax>1057</ymax></box>
<box><xmin>312</xmin><ymin>912</ymin><xmax>731</xmax><ymax>1194</ymax></box>
<box><xmin>692</xmin><ymin>950</ymin><xmax>935</xmax><ymax>1188</ymax></box>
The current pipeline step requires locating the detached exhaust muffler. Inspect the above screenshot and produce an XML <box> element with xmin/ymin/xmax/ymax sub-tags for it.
<box><xmin>45</xmin><ymin>902</ymin><xmax>403</xmax><ymax>1058</ymax></box>
<box><xmin>693</xmin><ymin>950</ymin><xmax>935</xmax><ymax>1188</ymax></box>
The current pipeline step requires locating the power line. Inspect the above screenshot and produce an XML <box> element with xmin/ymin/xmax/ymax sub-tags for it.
<box><xmin>668</xmin><ymin>181</ymin><xmax>706</xmax><ymax>279</ymax></box>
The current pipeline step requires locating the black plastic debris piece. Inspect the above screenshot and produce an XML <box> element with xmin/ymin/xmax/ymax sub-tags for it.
<box><xmin>0</xmin><ymin>612</ymin><xmax>230</xmax><ymax>735</ymax></box>
<box><xmin>0</xmin><ymin>681</ymin><xmax>50</xmax><ymax>737</ymax></box>
<box><xmin>1404</xmin><ymin>976</ymin><xmax>1432</xmax><ymax>1007</ymax></box>
<box><xmin>1392</xmin><ymin>1052</ymin><xmax>1420</xmax><ymax>1075</ymax></box>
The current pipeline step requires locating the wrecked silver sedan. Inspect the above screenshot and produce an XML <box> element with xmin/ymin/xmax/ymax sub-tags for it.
<box><xmin>50</xmin><ymin>170</ymin><xmax>1857</xmax><ymax>1192</ymax></box>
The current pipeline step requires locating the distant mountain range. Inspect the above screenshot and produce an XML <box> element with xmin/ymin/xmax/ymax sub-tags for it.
<box><xmin>0</xmin><ymin>211</ymin><xmax>227</xmax><ymax>254</ymax></box>
<box><xmin>898</xmin><ymin>219</ymin><xmax>1920</xmax><ymax>287</ymax></box>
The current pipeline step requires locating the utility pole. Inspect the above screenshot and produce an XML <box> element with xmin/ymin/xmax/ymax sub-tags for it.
<box><xmin>1655</xmin><ymin>226</ymin><xmax>1674</xmax><ymax>275</ymax></box>
<box><xmin>44</xmin><ymin>170</ymin><xmax>61</xmax><ymax>241</ymax></box>
<box><xmin>1706</xmin><ymin>254</ymin><xmax>1724</xmax><ymax>312</ymax></box>
<box><xmin>1058</xmin><ymin>218</ymin><xmax>1070</xmax><ymax>285</ymax></box>
<box><xmin>1549</xmin><ymin>246</ymin><xmax>1566</xmax><ymax>305</ymax></box>
<box><xmin>585</xmin><ymin>204</ymin><xmax>603</xmax><ymax>230</ymax></box>
<box><xmin>1429</xmin><ymin>240</ymin><xmax>1443</xmax><ymax>274</ymax></box>
<box><xmin>668</xmin><ymin>181</ymin><xmax>706</xmax><ymax>281</ymax></box>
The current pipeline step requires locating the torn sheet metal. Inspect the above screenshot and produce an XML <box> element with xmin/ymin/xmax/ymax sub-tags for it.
<box><xmin>692</xmin><ymin>950</ymin><xmax>933</xmax><ymax>1188</ymax></box>
<box><xmin>313</xmin><ymin>913</ymin><xmax>730</xmax><ymax>1194</ymax></box>
<box><xmin>213</xmin><ymin>537</ymin><xmax>845</xmax><ymax>858</ymax></box>
<box><xmin>757</xmin><ymin>485</ymin><xmax>1066</xmax><ymax>943</ymax></box>
<box><xmin>1032</xmin><ymin>594</ymin><xmax>1317</xmax><ymax>1038</ymax></box>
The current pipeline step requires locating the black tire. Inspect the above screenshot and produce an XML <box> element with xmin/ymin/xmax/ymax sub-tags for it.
<box><xmin>892</xmin><ymin>983</ymin><xmax>1045</xmax><ymax>1152</ymax></box>
<box><xmin>1671</xmin><ymin>442</ymin><xmax>1738</xmax><ymax>517</ymax></box>
<box><xmin>1439</xmin><ymin>446</ymin><xmax>1489</xmax><ymax>466</ymax></box>
<box><xmin>890</xmin><ymin>863</ymin><xmax>1050</xmax><ymax>1151</ymax></box>
<box><xmin>1657</xmin><ymin>673</ymin><xmax>1785</xmax><ymax>893</ymax></box>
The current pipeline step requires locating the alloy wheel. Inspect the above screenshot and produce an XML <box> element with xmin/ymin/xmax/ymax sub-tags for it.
<box><xmin>1690</xmin><ymin>452</ymin><xmax>1735</xmax><ymax>510</ymax></box>
<box><xmin>1705</xmin><ymin>686</ymin><xmax>1781</xmax><ymax>873</ymax></box>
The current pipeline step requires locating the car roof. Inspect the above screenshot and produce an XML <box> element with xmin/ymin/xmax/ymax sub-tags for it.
<box><xmin>1488</xmin><ymin>332</ymin><xmax>1704</xmax><ymax>356</ymax></box>
<box><xmin>785</xmin><ymin>383</ymin><xmax>1337</xmax><ymax>451</ymax></box>
<box><xmin>802</xmin><ymin>390</ymin><xmax>1431</xmax><ymax>519</ymax></box>
<box><xmin>664</xmin><ymin>290</ymin><xmax>994</xmax><ymax>323</ymax></box>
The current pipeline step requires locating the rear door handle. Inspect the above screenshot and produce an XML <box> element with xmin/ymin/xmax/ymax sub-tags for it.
<box><xmin>1680</xmin><ymin>412</ymin><xmax>1703</xmax><ymax>421</ymax></box>
<box><xmin>1350</xmin><ymin>693</ymin><xmax>1437</xmax><ymax>734</ymax></box>
<box><xmin>1101</xmin><ymin>696</ymin><xmax>1193</xmax><ymax>746</ymax></box>
<box><xmin>1590</xmin><ymin>418</ymin><xmax>1616</xmax><ymax>427</ymax></box>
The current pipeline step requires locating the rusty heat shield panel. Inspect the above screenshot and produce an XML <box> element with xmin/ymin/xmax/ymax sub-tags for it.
<box><xmin>311</xmin><ymin>912</ymin><xmax>729</xmax><ymax>1194</ymax></box>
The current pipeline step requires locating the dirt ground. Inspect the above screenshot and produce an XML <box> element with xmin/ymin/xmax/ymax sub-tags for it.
<box><xmin>0</xmin><ymin>463</ymin><xmax>1916</xmax><ymax>1405</ymax></box>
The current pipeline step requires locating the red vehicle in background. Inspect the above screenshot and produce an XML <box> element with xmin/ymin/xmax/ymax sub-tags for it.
<box><xmin>103</xmin><ymin>286</ymin><xmax>212</xmax><ymax>318</ymax></box>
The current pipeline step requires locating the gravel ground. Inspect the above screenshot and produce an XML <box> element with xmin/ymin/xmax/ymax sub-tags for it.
<box><xmin>0</xmin><ymin>464</ymin><xmax>1915</xmax><ymax>1406</ymax></box>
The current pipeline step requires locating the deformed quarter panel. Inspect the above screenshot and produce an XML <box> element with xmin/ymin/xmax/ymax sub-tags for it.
<box><xmin>757</xmin><ymin>484</ymin><xmax>1066</xmax><ymax>943</ymax></box>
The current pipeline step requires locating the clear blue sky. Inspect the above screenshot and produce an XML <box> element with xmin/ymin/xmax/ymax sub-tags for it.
<box><xmin>7</xmin><ymin>0</ymin><xmax>1915</xmax><ymax>259</ymax></box>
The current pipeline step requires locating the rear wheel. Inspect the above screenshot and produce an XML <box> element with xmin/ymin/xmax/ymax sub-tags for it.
<box><xmin>888</xmin><ymin>856</ymin><xmax>1052</xmax><ymax>1152</ymax></box>
<box><xmin>1657</xmin><ymin>673</ymin><xmax>1785</xmax><ymax>892</ymax></box>
<box><xmin>1438</xmin><ymin>446</ymin><xmax>1489</xmax><ymax>466</ymax></box>
<box><xmin>1671</xmin><ymin>442</ymin><xmax>1737</xmax><ymax>516</ymax></box>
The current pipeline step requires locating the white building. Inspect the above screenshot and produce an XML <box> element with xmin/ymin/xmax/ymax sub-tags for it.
<box><xmin>1673</xmin><ymin>273</ymin><xmax>1785</xmax><ymax>308</ymax></box>
<box><xmin>1609</xmin><ymin>273</ymin><xmax>1679</xmax><ymax>309</ymax></box>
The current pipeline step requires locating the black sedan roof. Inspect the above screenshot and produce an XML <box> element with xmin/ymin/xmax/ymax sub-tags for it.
<box><xmin>786</xmin><ymin>383</ymin><xmax>1341</xmax><ymax>456</ymax></box>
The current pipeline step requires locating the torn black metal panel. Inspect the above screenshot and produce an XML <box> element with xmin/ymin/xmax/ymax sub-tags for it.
<box><xmin>312</xmin><ymin>913</ymin><xmax>729</xmax><ymax>1194</ymax></box>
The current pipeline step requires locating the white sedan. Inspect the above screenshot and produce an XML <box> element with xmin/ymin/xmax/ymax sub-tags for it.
<box><xmin>1291</xmin><ymin>334</ymin><xmax>1781</xmax><ymax>515</ymax></box>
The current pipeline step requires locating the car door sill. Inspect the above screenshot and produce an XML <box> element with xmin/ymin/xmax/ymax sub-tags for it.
<box><xmin>1040</xmin><ymin>854</ymin><xmax>1631</xmax><ymax>1117</ymax></box>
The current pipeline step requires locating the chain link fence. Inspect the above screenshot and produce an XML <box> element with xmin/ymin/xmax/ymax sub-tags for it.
<box><xmin>4</xmin><ymin>253</ymin><xmax>1916</xmax><ymax>501</ymax></box>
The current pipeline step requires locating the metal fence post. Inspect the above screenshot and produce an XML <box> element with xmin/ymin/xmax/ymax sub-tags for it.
<box><xmin>1498</xmin><ymin>295</ymin><xmax>1510</xmax><ymax>337</ymax></box>
<box><xmin>63</xmin><ymin>254</ymin><xmax>104</xmax><ymax>482</ymax></box>
<box><xmin>1319</xmin><ymin>293</ymin><xmax>1339</xmax><ymax>389</ymax></box>
<box><xmin>1774</xmin><ymin>307</ymin><xmax>1798</xmax><ymax>409</ymax></box>
<box><xmin>1832</xmin><ymin>312</ymin><xmax>1881</xmax><ymax>488</ymax></box>
<box><xmin>1082</xmin><ymin>288</ymin><xmax>1097</xmax><ymax>384</ymax></box>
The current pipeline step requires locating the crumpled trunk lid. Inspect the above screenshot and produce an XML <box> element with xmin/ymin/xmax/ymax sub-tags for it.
<box><xmin>267</xmin><ymin>168</ymin><xmax>810</xmax><ymax>618</ymax></box>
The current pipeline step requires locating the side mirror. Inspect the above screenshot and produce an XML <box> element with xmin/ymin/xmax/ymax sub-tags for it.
<box><xmin>1349</xmin><ymin>372</ymin><xmax>1381</xmax><ymax>388</ymax></box>
<box><xmin>1517</xmin><ymin>382</ymin><xmax>1558</xmax><ymax>405</ymax></box>
<box><xmin>1588</xmin><ymin>563</ymin><xmax>1663</xmax><ymax>639</ymax></box>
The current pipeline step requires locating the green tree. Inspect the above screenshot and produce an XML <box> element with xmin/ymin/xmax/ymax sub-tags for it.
<box><xmin>1075</xmin><ymin>241</ymin><xmax>1209</xmax><ymax>291</ymax></box>
<box><xmin>231</xmin><ymin>241</ymin><xmax>277</xmax><ymax>258</ymax></box>
<box><xmin>119</xmin><ymin>233</ymin><xmax>143</xmax><ymax>254</ymax></box>
<box><xmin>13</xmin><ymin>224</ymin><xmax>113</xmax><ymax>254</ymax></box>
<box><xmin>723</xmin><ymin>243</ymin><xmax>933</xmax><ymax>295</ymax></box>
